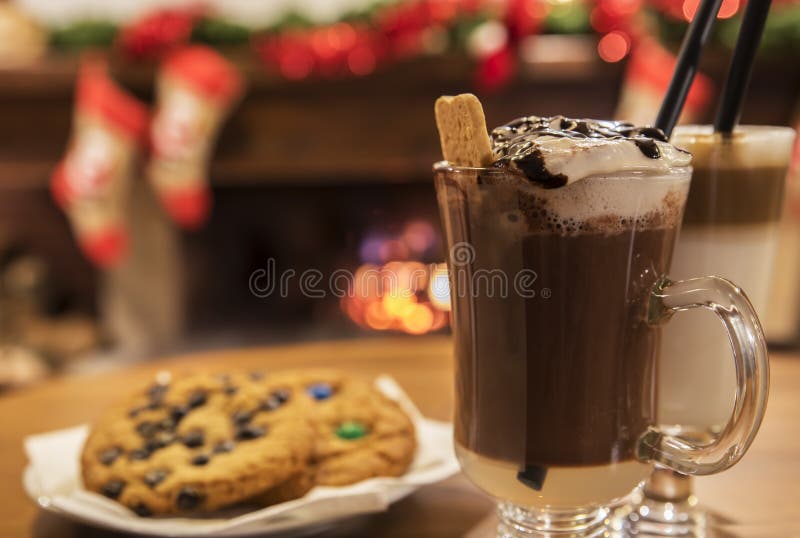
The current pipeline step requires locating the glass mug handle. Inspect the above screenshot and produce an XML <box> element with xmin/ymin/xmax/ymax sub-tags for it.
<box><xmin>638</xmin><ymin>276</ymin><xmax>770</xmax><ymax>475</ymax></box>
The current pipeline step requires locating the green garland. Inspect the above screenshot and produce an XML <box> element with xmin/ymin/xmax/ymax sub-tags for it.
<box><xmin>44</xmin><ymin>0</ymin><xmax>596</xmax><ymax>53</ymax></box>
<box><xmin>544</xmin><ymin>2</ymin><xmax>592</xmax><ymax>35</ymax></box>
<box><xmin>191</xmin><ymin>18</ymin><xmax>250</xmax><ymax>45</ymax></box>
<box><xmin>50</xmin><ymin>21</ymin><xmax>118</xmax><ymax>50</ymax></box>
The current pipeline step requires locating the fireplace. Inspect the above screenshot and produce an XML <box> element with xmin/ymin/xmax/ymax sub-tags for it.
<box><xmin>0</xmin><ymin>53</ymin><xmax>631</xmax><ymax>354</ymax></box>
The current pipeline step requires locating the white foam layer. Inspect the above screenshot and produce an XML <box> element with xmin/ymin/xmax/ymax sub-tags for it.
<box><xmin>518</xmin><ymin>168</ymin><xmax>691</xmax><ymax>232</ymax></box>
<box><xmin>672</xmin><ymin>125</ymin><xmax>796</xmax><ymax>169</ymax></box>
<box><xmin>534</xmin><ymin>135</ymin><xmax>692</xmax><ymax>185</ymax></box>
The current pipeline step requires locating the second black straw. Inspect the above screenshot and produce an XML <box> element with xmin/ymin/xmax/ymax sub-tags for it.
<box><xmin>655</xmin><ymin>0</ymin><xmax>724</xmax><ymax>138</ymax></box>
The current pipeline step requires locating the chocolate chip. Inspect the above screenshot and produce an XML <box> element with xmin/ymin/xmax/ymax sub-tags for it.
<box><xmin>260</xmin><ymin>396</ymin><xmax>282</xmax><ymax>412</ymax></box>
<box><xmin>101</xmin><ymin>479</ymin><xmax>125</xmax><ymax>499</ymax></box>
<box><xmin>144</xmin><ymin>440</ymin><xmax>163</xmax><ymax>453</ymax></box>
<box><xmin>236</xmin><ymin>424</ymin><xmax>266</xmax><ymax>441</ymax></box>
<box><xmin>224</xmin><ymin>385</ymin><xmax>239</xmax><ymax>396</ymax></box>
<box><xmin>146</xmin><ymin>432</ymin><xmax>175</xmax><ymax>452</ymax></box>
<box><xmin>128</xmin><ymin>406</ymin><xmax>146</xmax><ymax>418</ymax></box>
<box><xmin>232</xmin><ymin>410</ymin><xmax>253</xmax><ymax>425</ymax></box>
<box><xmin>143</xmin><ymin>469</ymin><xmax>168</xmax><ymax>488</ymax></box>
<box><xmin>99</xmin><ymin>447</ymin><xmax>121</xmax><ymax>466</ymax></box>
<box><xmin>182</xmin><ymin>430</ymin><xmax>205</xmax><ymax>448</ymax></box>
<box><xmin>148</xmin><ymin>383</ymin><xmax>168</xmax><ymax>400</ymax></box>
<box><xmin>272</xmin><ymin>388</ymin><xmax>291</xmax><ymax>403</ymax></box>
<box><xmin>188</xmin><ymin>391</ymin><xmax>207</xmax><ymax>409</ymax></box>
<box><xmin>129</xmin><ymin>448</ymin><xmax>151</xmax><ymax>461</ymax></box>
<box><xmin>146</xmin><ymin>384</ymin><xmax>166</xmax><ymax>410</ymax></box>
<box><xmin>136</xmin><ymin>421</ymin><xmax>158</xmax><ymax>438</ymax></box>
<box><xmin>249</xmin><ymin>371</ymin><xmax>264</xmax><ymax>380</ymax></box>
<box><xmin>213</xmin><ymin>440</ymin><xmax>235</xmax><ymax>454</ymax></box>
<box><xmin>191</xmin><ymin>454</ymin><xmax>210</xmax><ymax>466</ymax></box>
<box><xmin>170</xmin><ymin>405</ymin><xmax>189</xmax><ymax>422</ymax></box>
<box><xmin>133</xmin><ymin>503</ymin><xmax>152</xmax><ymax>517</ymax></box>
<box><xmin>176</xmin><ymin>487</ymin><xmax>204</xmax><ymax>511</ymax></box>
<box><xmin>159</xmin><ymin>417</ymin><xmax>176</xmax><ymax>431</ymax></box>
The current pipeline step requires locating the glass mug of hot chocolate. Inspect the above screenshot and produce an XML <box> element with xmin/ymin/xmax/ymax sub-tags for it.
<box><xmin>637</xmin><ymin>125</ymin><xmax>796</xmax><ymax>528</ymax></box>
<box><xmin>433</xmin><ymin>96</ymin><xmax>769</xmax><ymax>537</ymax></box>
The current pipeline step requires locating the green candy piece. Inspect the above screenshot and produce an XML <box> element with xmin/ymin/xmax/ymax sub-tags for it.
<box><xmin>336</xmin><ymin>421</ymin><xmax>366</xmax><ymax>440</ymax></box>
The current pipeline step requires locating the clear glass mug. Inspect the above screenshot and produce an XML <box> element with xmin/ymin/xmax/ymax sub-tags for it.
<box><xmin>433</xmin><ymin>163</ymin><xmax>769</xmax><ymax>537</ymax></box>
<box><xmin>638</xmin><ymin>126</ymin><xmax>795</xmax><ymax>531</ymax></box>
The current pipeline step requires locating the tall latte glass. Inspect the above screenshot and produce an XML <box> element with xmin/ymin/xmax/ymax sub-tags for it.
<box><xmin>661</xmin><ymin>126</ymin><xmax>794</xmax><ymax>427</ymax></box>
<box><xmin>434</xmin><ymin>155</ymin><xmax>769</xmax><ymax>536</ymax></box>
<box><xmin>638</xmin><ymin>126</ymin><xmax>796</xmax><ymax>529</ymax></box>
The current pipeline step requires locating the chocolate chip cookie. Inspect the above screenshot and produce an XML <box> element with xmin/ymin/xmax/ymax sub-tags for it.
<box><xmin>269</xmin><ymin>370</ymin><xmax>417</xmax><ymax>486</ymax></box>
<box><xmin>81</xmin><ymin>371</ymin><xmax>314</xmax><ymax>516</ymax></box>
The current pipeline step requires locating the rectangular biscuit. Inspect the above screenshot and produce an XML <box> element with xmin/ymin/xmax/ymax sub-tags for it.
<box><xmin>434</xmin><ymin>94</ymin><xmax>494</xmax><ymax>167</ymax></box>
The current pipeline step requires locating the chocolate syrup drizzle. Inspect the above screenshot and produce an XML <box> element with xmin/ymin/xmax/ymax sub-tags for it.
<box><xmin>491</xmin><ymin>116</ymin><xmax>672</xmax><ymax>187</ymax></box>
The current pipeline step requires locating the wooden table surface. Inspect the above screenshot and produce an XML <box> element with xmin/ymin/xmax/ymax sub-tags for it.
<box><xmin>0</xmin><ymin>336</ymin><xmax>798</xmax><ymax>537</ymax></box>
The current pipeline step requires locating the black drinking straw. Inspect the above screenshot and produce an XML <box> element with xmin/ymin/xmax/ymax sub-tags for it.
<box><xmin>654</xmin><ymin>0</ymin><xmax>724</xmax><ymax>138</ymax></box>
<box><xmin>714</xmin><ymin>0</ymin><xmax>773</xmax><ymax>133</ymax></box>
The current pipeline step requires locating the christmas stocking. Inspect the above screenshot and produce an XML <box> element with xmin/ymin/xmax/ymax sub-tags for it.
<box><xmin>51</xmin><ymin>60</ymin><xmax>149</xmax><ymax>268</ymax></box>
<box><xmin>147</xmin><ymin>45</ymin><xmax>243</xmax><ymax>229</ymax></box>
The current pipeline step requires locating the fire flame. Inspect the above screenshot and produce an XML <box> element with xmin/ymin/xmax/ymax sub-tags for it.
<box><xmin>341</xmin><ymin>221</ymin><xmax>450</xmax><ymax>335</ymax></box>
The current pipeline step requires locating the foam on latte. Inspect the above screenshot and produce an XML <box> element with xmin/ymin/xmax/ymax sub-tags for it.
<box><xmin>491</xmin><ymin>116</ymin><xmax>692</xmax><ymax>187</ymax></box>
<box><xmin>672</xmin><ymin>125</ymin><xmax>796</xmax><ymax>169</ymax></box>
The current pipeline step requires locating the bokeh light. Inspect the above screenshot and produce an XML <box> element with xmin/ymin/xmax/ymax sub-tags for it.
<box><xmin>718</xmin><ymin>0</ymin><xmax>741</xmax><ymax>19</ymax></box>
<box><xmin>597</xmin><ymin>31</ymin><xmax>630</xmax><ymax>63</ymax></box>
<box><xmin>427</xmin><ymin>263</ymin><xmax>451</xmax><ymax>312</ymax></box>
<box><xmin>279</xmin><ymin>48</ymin><xmax>314</xmax><ymax>80</ymax></box>
<box><xmin>683</xmin><ymin>0</ymin><xmax>740</xmax><ymax>20</ymax></box>
<box><xmin>342</xmin><ymin>221</ymin><xmax>450</xmax><ymax>335</ymax></box>
<box><xmin>348</xmin><ymin>46</ymin><xmax>377</xmax><ymax>75</ymax></box>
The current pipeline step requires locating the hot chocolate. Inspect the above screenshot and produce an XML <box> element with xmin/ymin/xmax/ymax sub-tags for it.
<box><xmin>435</xmin><ymin>116</ymin><xmax>691</xmax><ymax>507</ymax></box>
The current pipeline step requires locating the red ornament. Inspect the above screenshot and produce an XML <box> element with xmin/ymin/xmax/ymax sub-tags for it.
<box><xmin>251</xmin><ymin>0</ymin><xmax>547</xmax><ymax>88</ymax></box>
<box><xmin>257</xmin><ymin>31</ymin><xmax>316</xmax><ymax>80</ymax></box>
<box><xmin>118</xmin><ymin>8</ymin><xmax>203</xmax><ymax>61</ymax></box>
<box><xmin>254</xmin><ymin>23</ymin><xmax>389</xmax><ymax>80</ymax></box>
<box><xmin>377</xmin><ymin>1</ymin><xmax>430</xmax><ymax>57</ymax></box>
<box><xmin>505</xmin><ymin>0</ymin><xmax>547</xmax><ymax>40</ymax></box>
<box><xmin>475</xmin><ymin>45</ymin><xmax>516</xmax><ymax>93</ymax></box>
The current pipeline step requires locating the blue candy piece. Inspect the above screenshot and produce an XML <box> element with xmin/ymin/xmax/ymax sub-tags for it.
<box><xmin>307</xmin><ymin>383</ymin><xmax>334</xmax><ymax>401</ymax></box>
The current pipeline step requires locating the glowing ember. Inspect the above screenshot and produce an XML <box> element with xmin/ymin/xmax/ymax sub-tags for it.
<box><xmin>342</xmin><ymin>221</ymin><xmax>450</xmax><ymax>335</ymax></box>
<box><xmin>365</xmin><ymin>301</ymin><xmax>393</xmax><ymax>330</ymax></box>
<box><xmin>427</xmin><ymin>263</ymin><xmax>452</xmax><ymax>312</ymax></box>
<box><xmin>401</xmin><ymin>303</ymin><xmax>435</xmax><ymax>335</ymax></box>
<box><xmin>402</xmin><ymin>220</ymin><xmax>437</xmax><ymax>254</ymax></box>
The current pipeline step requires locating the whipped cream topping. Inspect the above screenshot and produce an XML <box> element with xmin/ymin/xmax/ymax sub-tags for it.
<box><xmin>491</xmin><ymin>116</ymin><xmax>692</xmax><ymax>187</ymax></box>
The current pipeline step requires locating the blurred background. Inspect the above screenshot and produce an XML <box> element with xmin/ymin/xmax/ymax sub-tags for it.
<box><xmin>0</xmin><ymin>0</ymin><xmax>798</xmax><ymax>390</ymax></box>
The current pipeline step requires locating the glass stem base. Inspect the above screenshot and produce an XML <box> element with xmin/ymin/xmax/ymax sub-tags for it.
<box><xmin>623</xmin><ymin>469</ymin><xmax>708</xmax><ymax>536</ymax></box>
<box><xmin>496</xmin><ymin>501</ymin><xmax>611</xmax><ymax>537</ymax></box>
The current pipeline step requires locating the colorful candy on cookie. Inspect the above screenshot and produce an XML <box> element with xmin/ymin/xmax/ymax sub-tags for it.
<box><xmin>335</xmin><ymin>421</ymin><xmax>367</xmax><ymax>440</ymax></box>
<box><xmin>306</xmin><ymin>382</ymin><xmax>334</xmax><ymax>400</ymax></box>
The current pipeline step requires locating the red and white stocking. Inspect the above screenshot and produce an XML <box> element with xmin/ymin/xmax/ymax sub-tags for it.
<box><xmin>51</xmin><ymin>61</ymin><xmax>149</xmax><ymax>268</ymax></box>
<box><xmin>147</xmin><ymin>45</ymin><xmax>243</xmax><ymax>229</ymax></box>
